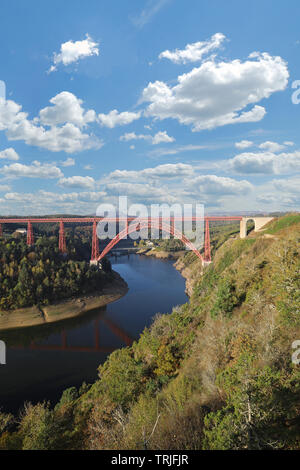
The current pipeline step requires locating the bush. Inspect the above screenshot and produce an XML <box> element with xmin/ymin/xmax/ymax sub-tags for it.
<box><xmin>210</xmin><ymin>279</ymin><xmax>239</xmax><ymax>318</ymax></box>
<box><xmin>98</xmin><ymin>348</ymin><xmax>145</xmax><ymax>409</ymax></box>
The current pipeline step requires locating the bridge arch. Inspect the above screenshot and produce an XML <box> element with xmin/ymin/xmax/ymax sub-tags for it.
<box><xmin>97</xmin><ymin>219</ymin><xmax>204</xmax><ymax>263</ymax></box>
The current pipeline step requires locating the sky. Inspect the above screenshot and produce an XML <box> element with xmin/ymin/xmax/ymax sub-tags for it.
<box><xmin>0</xmin><ymin>0</ymin><xmax>300</xmax><ymax>215</ymax></box>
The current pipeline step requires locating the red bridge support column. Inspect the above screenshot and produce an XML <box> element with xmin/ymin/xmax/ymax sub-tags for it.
<box><xmin>27</xmin><ymin>221</ymin><xmax>34</xmax><ymax>246</ymax></box>
<box><xmin>94</xmin><ymin>319</ymin><xmax>100</xmax><ymax>349</ymax></box>
<box><xmin>59</xmin><ymin>220</ymin><xmax>67</xmax><ymax>254</ymax></box>
<box><xmin>91</xmin><ymin>220</ymin><xmax>99</xmax><ymax>261</ymax></box>
<box><xmin>204</xmin><ymin>219</ymin><xmax>211</xmax><ymax>263</ymax></box>
<box><xmin>61</xmin><ymin>330</ymin><xmax>67</xmax><ymax>350</ymax></box>
<box><xmin>0</xmin><ymin>224</ymin><xmax>3</xmax><ymax>237</ymax></box>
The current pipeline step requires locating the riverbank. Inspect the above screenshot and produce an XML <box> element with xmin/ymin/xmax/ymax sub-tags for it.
<box><xmin>137</xmin><ymin>247</ymin><xmax>186</xmax><ymax>260</ymax></box>
<box><xmin>0</xmin><ymin>271</ymin><xmax>128</xmax><ymax>332</ymax></box>
<box><xmin>174</xmin><ymin>255</ymin><xmax>203</xmax><ymax>296</ymax></box>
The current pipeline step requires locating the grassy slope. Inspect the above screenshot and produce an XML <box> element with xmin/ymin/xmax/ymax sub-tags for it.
<box><xmin>1</xmin><ymin>214</ymin><xmax>299</xmax><ymax>450</ymax></box>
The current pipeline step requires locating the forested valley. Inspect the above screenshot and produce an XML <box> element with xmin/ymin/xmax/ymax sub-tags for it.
<box><xmin>0</xmin><ymin>232</ymin><xmax>111</xmax><ymax>311</ymax></box>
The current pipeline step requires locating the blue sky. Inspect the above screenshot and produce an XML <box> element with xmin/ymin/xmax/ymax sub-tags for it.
<box><xmin>0</xmin><ymin>0</ymin><xmax>299</xmax><ymax>214</ymax></box>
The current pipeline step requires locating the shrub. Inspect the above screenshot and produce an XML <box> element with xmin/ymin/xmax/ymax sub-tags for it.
<box><xmin>98</xmin><ymin>348</ymin><xmax>145</xmax><ymax>409</ymax></box>
<box><xmin>210</xmin><ymin>279</ymin><xmax>239</xmax><ymax>318</ymax></box>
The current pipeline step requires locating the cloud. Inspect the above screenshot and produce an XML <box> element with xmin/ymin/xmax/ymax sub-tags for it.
<box><xmin>105</xmin><ymin>181</ymin><xmax>171</xmax><ymax>202</ymax></box>
<box><xmin>235</xmin><ymin>140</ymin><xmax>295</xmax><ymax>154</ymax></box>
<box><xmin>1</xmin><ymin>161</ymin><xmax>63</xmax><ymax>179</ymax></box>
<box><xmin>258</xmin><ymin>141</ymin><xmax>285</xmax><ymax>152</ymax></box>
<box><xmin>0</xmin><ymin>98</ymin><xmax>25</xmax><ymax>131</ymax></box>
<box><xmin>2</xmin><ymin>190</ymin><xmax>107</xmax><ymax>215</ymax></box>
<box><xmin>120</xmin><ymin>132</ymin><xmax>147</xmax><ymax>142</ymax></box>
<box><xmin>107</xmin><ymin>163</ymin><xmax>194</xmax><ymax>180</ymax></box>
<box><xmin>0</xmin><ymin>184</ymin><xmax>11</xmax><ymax>192</ymax></box>
<box><xmin>60</xmin><ymin>157</ymin><xmax>75</xmax><ymax>167</ymax></box>
<box><xmin>48</xmin><ymin>34</ymin><xmax>99</xmax><ymax>73</ymax></box>
<box><xmin>57</xmin><ymin>175</ymin><xmax>96</xmax><ymax>189</ymax></box>
<box><xmin>98</xmin><ymin>109</ymin><xmax>141</xmax><ymax>128</ymax></box>
<box><xmin>142</xmin><ymin>52</ymin><xmax>288</xmax><ymax>131</ymax></box>
<box><xmin>148</xmin><ymin>144</ymin><xmax>211</xmax><ymax>157</ymax></box>
<box><xmin>4</xmin><ymin>190</ymin><xmax>105</xmax><ymax>203</ymax></box>
<box><xmin>101</xmin><ymin>161</ymin><xmax>253</xmax><ymax>208</ymax></box>
<box><xmin>0</xmin><ymin>148</ymin><xmax>19</xmax><ymax>161</ymax></box>
<box><xmin>283</xmin><ymin>141</ymin><xmax>294</xmax><ymax>146</ymax></box>
<box><xmin>0</xmin><ymin>80</ymin><xmax>5</xmax><ymax>100</ymax></box>
<box><xmin>0</xmin><ymin>159</ymin><xmax>255</xmax><ymax>212</ymax></box>
<box><xmin>190</xmin><ymin>174</ymin><xmax>253</xmax><ymax>195</ymax></box>
<box><xmin>230</xmin><ymin>152</ymin><xmax>277</xmax><ymax>174</ymax></box>
<box><xmin>39</xmin><ymin>92</ymin><xmax>96</xmax><ymax>128</ymax></box>
<box><xmin>235</xmin><ymin>140</ymin><xmax>253</xmax><ymax>150</ymax></box>
<box><xmin>229</xmin><ymin>150</ymin><xmax>300</xmax><ymax>174</ymax></box>
<box><xmin>256</xmin><ymin>194</ymin><xmax>279</xmax><ymax>204</ymax></box>
<box><xmin>159</xmin><ymin>33</ymin><xmax>226</xmax><ymax>64</ymax></box>
<box><xmin>120</xmin><ymin>130</ymin><xmax>174</xmax><ymax>145</ymax></box>
<box><xmin>272</xmin><ymin>176</ymin><xmax>300</xmax><ymax>195</ymax></box>
<box><xmin>256</xmin><ymin>176</ymin><xmax>300</xmax><ymax>208</ymax></box>
<box><xmin>152</xmin><ymin>131</ymin><xmax>175</xmax><ymax>144</ymax></box>
<box><xmin>0</xmin><ymin>96</ymin><xmax>103</xmax><ymax>154</ymax></box>
<box><xmin>6</xmin><ymin>121</ymin><xmax>102</xmax><ymax>154</ymax></box>
<box><xmin>131</xmin><ymin>0</ymin><xmax>171</xmax><ymax>28</ymax></box>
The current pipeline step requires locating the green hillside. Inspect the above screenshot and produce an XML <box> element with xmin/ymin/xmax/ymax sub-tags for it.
<box><xmin>1</xmin><ymin>214</ymin><xmax>299</xmax><ymax>450</ymax></box>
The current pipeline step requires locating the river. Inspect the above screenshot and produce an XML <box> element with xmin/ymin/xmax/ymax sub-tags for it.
<box><xmin>0</xmin><ymin>255</ymin><xmax>188</xmax><ymax>414</ymax></box>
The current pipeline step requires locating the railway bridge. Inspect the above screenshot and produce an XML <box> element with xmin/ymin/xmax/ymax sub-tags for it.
<box><xmin>0</xmin><ymin>216</ymin><xmax>273</xmax><ymax>266</ymax></box>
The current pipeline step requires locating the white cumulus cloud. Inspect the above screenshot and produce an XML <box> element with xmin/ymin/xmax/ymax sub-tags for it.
<box><xmin>152</xmin><ymin>130</ymin><xmax>175</xmax><ymax>144</ymax></box>
<box><xmin>142</xmin><ymin>52</ymin><xmax>289</xmax><ymax>131</ymax></box>
<box><xmin>235</xmin><ymin>140</ymin><xmax>253</xmax><ymax>150</ymax></box>
<box><xmin>256</xmin><ymin>176</ymin><xmax>300</xmax><ymax>208</ymax></box>
<box><xmin>60</xmin><ymin>157</ymin><xmax>75</xmax><ymax>167</ymax></box>
<box><xmin>98</xmin><ymin>109</ymin><xmax>141</xmax><ymax>128</ymax></box>
<box><xmin>229</xmin><ymin>150</ymin><xmax>300</xmax><ymax>174</ymax></box>
<box><xmin>0</xmin><ymin>148</ymin><xmax>19</xmax><ymax>161</ymax></box>
<box><xmin>191</xmin><ymin>174</ymin><xmax>253</xmax><ymax>195</ymax></box>
<box><xmin>1</xmin><ymin>161</ymin><xmax>63</xmax><ymax>179</ymax></box>
<box><xmin>159</xmin><ymin>33</ymin><xmax>226</xmax><ymax>64</ymax></box>
<box><xmin>258</xmin><ymin>141</ymin><xmax>285</xmax><ymax>153</ymax></box>
<box><xmin>0</xmin><ymin>184</ymin><xmax>11</xmax><ymax>192</ymax></box>
<box><xmin>48</xmin><ymin>34</ymin><xmax>99</xmax><ymax>73</ymax></box>
<box><xmin>120</xmin><ymin>130</ymin><xmax>174</xmax><ymax>145</ymax></box>
<box><xmin>108</xmin><ymin>163</ymin><xmax>193</xmax><ymax>180</ymax></box>
<box><xmin>39</xmin><ymin>92</ymin><xmax>96</xmax><ymax>128</ymax></box>
<box><xmin>0</xmin><ymin>96</ymin><xmax>102</xmax><ymax>154</ymax></box>
<box><xmin>58</xmin><ymin>175</ymin><xmax>96</xmax><ymax>189</ymax></box>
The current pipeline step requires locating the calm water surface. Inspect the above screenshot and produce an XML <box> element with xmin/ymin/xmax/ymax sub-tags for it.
<box><xmin>0</xmin><ymin>255</ymin><xmax>188</xmax><ymax>413</ymax></box>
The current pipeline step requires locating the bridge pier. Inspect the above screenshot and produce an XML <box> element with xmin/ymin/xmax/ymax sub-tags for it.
<box><xmin>0</xmin><ymin>224</ymin><xmax>2</xmax><ymax>237</ymax></box>
<box><xmin>240</xmin><ymin>217</ymin><xmax>274</xmax><ymax>239</ymax></box>
<box><xmin>91</xmin><ymin>219</ymin><xmax>99</xmax><ymax>261</ymax></box>
<box><xmin>204</xmin><ymin>220</ymin><xmax>211</xmax><ymax>263</ymax></box>
<box><xmin>27</xmin><ymin>221</ymin><xmax>34</xmax><ymax>246</ymax></box>
<box><xmin>59</xmin><ymin>220</ymin><xmax>67</xmax><ymax>253</ymax></box>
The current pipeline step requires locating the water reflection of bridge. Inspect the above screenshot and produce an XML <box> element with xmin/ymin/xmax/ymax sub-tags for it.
<box><xmin>13</xmin><ymin>317</ymin><xmax>133</xmax><ymax>353</ymax></box>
